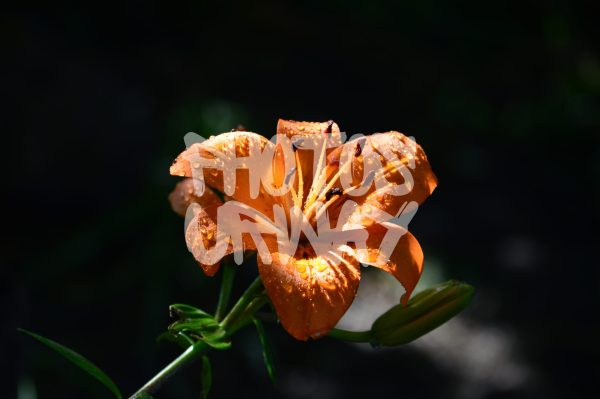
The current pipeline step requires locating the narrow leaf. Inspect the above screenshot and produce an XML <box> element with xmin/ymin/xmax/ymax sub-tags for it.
<box><xmin>156</xmin><ymin>331</ymin><xmax>194</xmax><ymax>349</ymax></box>
<box><xmin>252</xmin><ymin>318</ymin><xmax>277</xmax><ymax>385</ymax></box>
<box><xmin>169</xmin><ymin>304</ymin><xmax>213</xmax><ymax>320</ymax></box>
<box><xmin>200</xmin><ymin>325</ymin><xmax>231</xmax><ymax>350</ymax></box>
<box><xmin>18</xmin><ymin>328</ymin><xmax>123</xmax><ymax>399</ymax></box>
<box><xmin>169</xmin><ymin>318</ymin><xmax>219</xmax><ymax>333</ymax></box>
<box><xmin>133</xmin><ymin>392</ymin><xmax>154</xmax><ymax>399</ymax></box>
<box><xmin>200</xmin><ymin>355</ymin><xmax>212</xmax><ymax>399</ymax></box>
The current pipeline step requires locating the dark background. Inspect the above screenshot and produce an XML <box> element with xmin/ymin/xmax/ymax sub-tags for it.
<box><xmin>4</xmin><ymin>1</ymin><xmax>599</xmax><ymax>398</ymax></box>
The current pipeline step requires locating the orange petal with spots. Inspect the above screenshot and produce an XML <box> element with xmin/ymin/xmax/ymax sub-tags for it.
<box><xmin>367</xmin><ymin>131</ymin><xmax>437</xmax><ymax>210</ymax></box>
<box><xmin>356</xmin><ymin>224</ymin><xmax>424</xmax><ymax>304</ymax></box>
<box><xmin>169</xmin><ymin>178</ymin><xmax>222</xmax><ymax>217</ymax></box>
<box><xmin>170</xmin><ymin>131</ymin><xmax>287</xmax><ymax>219</ymax></box>
<box><xmin>184</xmin><ymin>202</ymin><xmax>224</xmax><ymax>276</ymax></box>
<box><xmin>258</xmin><ymin>249</ymin><xmax>360</xmax><ymax>341</ymax></box>
<box><xmin>328</xmin><ymin>131</ymin><xmax>437</xmax><ymax>224</ymax></box>
<box><xmin>184</xmin><ymin>202</ymin><xmax>260</xmax><ymax>277</ymax></box>
<box><xmin>272</xmin><ymin>143</ymin><xmax>286</xmax><ymax>188</ymax></box>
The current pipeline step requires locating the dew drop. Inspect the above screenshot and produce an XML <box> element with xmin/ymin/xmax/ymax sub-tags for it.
<box><xmin>283</xmin><ymin>283</ymin><xmax>293</xmax><ymax>293</ymax></box>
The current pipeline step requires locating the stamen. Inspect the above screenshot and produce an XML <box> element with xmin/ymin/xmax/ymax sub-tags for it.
<box><xmin>313</xmin><ymin>194</ymin><xmax>340</xmax><ymax>223</ymax></box>
<box><xmin>354</xmin><ymin>137</ymin><xmax>366</xmax><ymax>157</ymax></box>
<box><xmin>303</xmin><ymin>133</ymin><xmax>329</xmax><ymax>211</ymax></box>
<box><xmin>303</xmin><ymin>151</ymin><xmax>353</xmax><ymax>223</ymax></box>
<box><xmin>295</xmin><ymin>151</ymin><xmax>304</xmax><ymax>206</ymax></box>
<box><xmin>289</xmin><ymin>184</ymin><xmax>301</xmax><ymax>209</ymax></box>
<box><xmin>325</xmin><ymin>187</ymin><xmax>343</xmax><ymax>201</ymax></box>
<box><xmin>338</xmin><ymin>169</ymin><xmax>377</xmax><ymax>198</ymax></box>
<box><xmin>231</xmin><ymin>124</ymin><xmax>247</xmax><ymax>132</ymax></box>
<box><xmin>316</xmin><ymin>155</ymin><xmax>353</xmax><ymax>202</ymax></box>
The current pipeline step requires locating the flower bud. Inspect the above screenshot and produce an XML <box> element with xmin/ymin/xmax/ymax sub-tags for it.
<box><xmin>371</xmin><ymin>280</ymin><xmax>474</xmax><ymax>347</ymax></box>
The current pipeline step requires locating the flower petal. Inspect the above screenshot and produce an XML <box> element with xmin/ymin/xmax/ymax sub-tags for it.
<box><xmin>355</xmin><ymin>224</ymin><xmax>424</xmax><ymax>304</ymax></box>
<box><xmin>184</xmin><ymin>201</ymin><xmax>268</xmax><ymax>277</ymax></box>
<box><xmin>366</xmin><ymin>131</ymin><xmax>437</xmax><ymax>212</ymax></box>
<box><xmin>169</xmin><ymin>178</ymin><xmax>222</xmax><ymax>217</ymax></box>
<box><xmin>170</xmin><ymin>178</ymin><xmax>225</xmax><ymax>276</ymax></box>
<box><xmin>327</xmin><ymin>131</ymin><xmax>437</xmax><ymax>224</ymax></box>
<box><xmin>170</xmin><ymin>131</ymin><xmax>284</xmax><ymax>219</ymax></box>
<box><xmin>184</xmin><ymin>202</ymin><xmax>225</xmax><ymax>277</ymax></box>
<box><xmin>258</xmin><ymin>248</ymin><xmax>360</xmax><ymax>340</ymax></box>
<box><xmin>276</xmin><ymin>119</ymin><xmax>341</xmax><ymax>138</ymax></box>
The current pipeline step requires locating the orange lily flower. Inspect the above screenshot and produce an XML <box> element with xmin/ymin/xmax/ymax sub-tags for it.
<box><xmin>169</xmin><ymin>119</ymin><xmax>437</xmax><ymax>340</ymax></box>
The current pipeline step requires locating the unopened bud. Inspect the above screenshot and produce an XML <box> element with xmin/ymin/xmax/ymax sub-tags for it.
<box><xmin>371</xmin><ymin>280</ymin><xmax>474</xmax><ymax>347</ymax></box>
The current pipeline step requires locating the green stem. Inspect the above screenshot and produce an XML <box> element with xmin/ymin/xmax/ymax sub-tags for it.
<box><xmin>225</xmin><ymin>293</ymin><xmax>269</xmax><ymax>334</ymax></box>
<box><xmin>129</xmin><ymin>276</ymin><xmax>265</xmax><ymax>398</ymax></box>
<box><xmin>129</xmin><ymin>340</ymin><xmax>208</xmax><ymax>399</ymax></box>
<box><xmin>215</xmin><ymin>262</ymin><xmax>235</xmax><ymax>321</ymax></box>
<box><xmin>327</xmin><ymin>328</ymin><xmax>372</xmax><ymax>343</ymax></box>
<box><xmin>220</xmin><ymin>276</ymin><xmax>264</xmax><ymax>331</ymax></box>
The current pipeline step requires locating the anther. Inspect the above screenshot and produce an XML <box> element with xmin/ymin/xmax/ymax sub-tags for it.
<box><xmin>325</xmin><ymin>187</ymin><xmax>343</xmax><ymax>201</ymax></box>
<box><xmin>231</xmin><ymin>124</ymin><xmax>247</xmax><ymax>132</ymax></box>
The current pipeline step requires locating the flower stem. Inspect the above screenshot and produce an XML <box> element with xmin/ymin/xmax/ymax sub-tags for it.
<box><xmin>215</xmin><ymin>262</ymin><xmax>235</xmax><ymax>321</ymax></box>
<box><xmin>220</xmin><ymin>276</ymin><xmax>264</xmax><ymax>331</ymax></box>
<box><xmin>129</xmin><ymin>276</ymin><xmax>265</xmax><ymax>398</ymax></box>
<box><xmin>129</xmin><ymin>340</ymin><xmax>209</xmax><ymax>398</ymax></box>
<box><xmin>327</xmin><ymin>328</ymin><xmax>372</xmax><ymax>343</ymax></box>
<box><xmin>225</xmin><ymin>293</ymin><xmax>269</xmax><ymax>334</ymax></box>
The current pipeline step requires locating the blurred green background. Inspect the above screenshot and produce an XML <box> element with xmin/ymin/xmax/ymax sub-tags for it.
<box><xmin>4</xmin><ymin>0</ymin><xmax>599</xmax><ymax>398</ymax></box>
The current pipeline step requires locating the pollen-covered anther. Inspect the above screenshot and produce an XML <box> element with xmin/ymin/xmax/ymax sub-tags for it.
<box><xmin>316</xmin><ymin>263</ymin><xmax>329</xmax><ymax>273</ymax></box>
<box><xmin>295</xmin><ymin>263</ymin><xmax>307</xmax><ymax>273</ymax></box>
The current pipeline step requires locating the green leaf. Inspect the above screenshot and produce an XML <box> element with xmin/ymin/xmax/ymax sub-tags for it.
<box><xmin>169</xmin><ymin>304</ymin><xmax>213</xmax><ymax>320</ymax></box>
<box><xmin>157</xmin><ymin>331</ymin><xmax>194</xmax><ymax>349</ymax></box>
<box><xmin>133</xmin><ymin>392</ymin><xmax>154</xmax><ymax>399</ymax></box>
<box><xmin>166</xmin><ymin>305</ymin><xmax>231</xmax><ymax>350</ymax></box>
<box><xmin>169</xmin><ymin>318</ymin><xmax>220</xmax><ymax>333</ymax></box>
<box><xmin>18</xmin><ymin>328</ymin><xmax>123</xmax><ymax>399</ymax></box>
<box><xmin>200</xmin><ymin>326</ymin><xmax>232</xmax><ymax>350</ymax></box>
<box><xmin>200</xmin><ymin>355</ymin><xmax>212</xmax><ymax>399</ymax></box>
<box><xmin>252</xmin><ymin>318</ymin><xmax>276</xmax><ymax>385</ymax></box>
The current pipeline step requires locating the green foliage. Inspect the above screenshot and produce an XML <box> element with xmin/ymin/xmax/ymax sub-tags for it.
<box><xmin>200</xmin><ymin>355</ymin><xmax>212</xmax><ymax>399</ymax></box>
<box><xmin>18</xmin><ymin>328</ymin><xmax>123</xmax><ymax>399</ymax></box>
<box><xmin>133</xmin><ymin>392</ymin><xmax>154</xmax><ymax>399</ymax></box>
<box><xmin>164</xmin><ymin>304</ymin><xmax>232</xmax><ymax>350</ymax></box>
<box><xmin>156</xmin><ymin>331</ymin><xmax>194</xmax><ymax>349</ymax></box>
<box><xmin>169</xmin><ymin>304</ymin><xmax>213</xmax><ymax>319</ymax></box>
<box><xmin>252</xmin><ymin>317</ymin><xmax>277</xmax><ymax>385</ymax></box>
